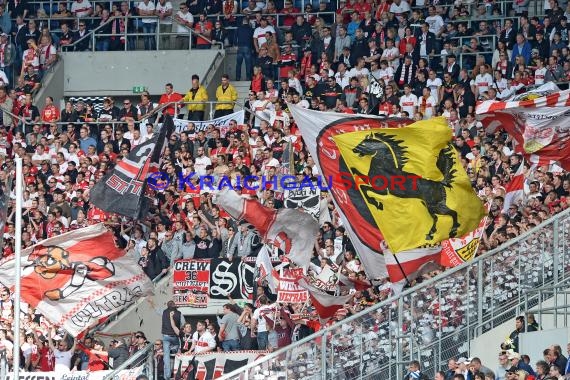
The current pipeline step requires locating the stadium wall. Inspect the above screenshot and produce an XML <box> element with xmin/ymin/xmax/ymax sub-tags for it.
<box><xmin>61</xmin><ymin>50</ymin><xmax>223</xmax><ymax>97</ymax></box>
<box><xmin>471</xmin><ymin>293</ymin><xmax>570</xmax><ymax>368</ymax></box>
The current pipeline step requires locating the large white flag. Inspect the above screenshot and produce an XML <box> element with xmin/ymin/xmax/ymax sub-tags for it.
<box><xmin>214</xmin><ymin>188</ymin><xmax>318</xmax><ymax>268</ymax></box>
<box><xmin>0</xmin><ymin>224</ymin><xmax>153</xmax><ymax>336</ymax></box>
<box><xmin>255</xmin><ymin>245</ymin><xmax>278</xmax><ymax>293</ymax></box>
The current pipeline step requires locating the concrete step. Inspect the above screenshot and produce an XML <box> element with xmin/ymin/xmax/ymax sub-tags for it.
<box><xmin>233</xmin><ymin>80</ymin><xmax>252</xmax><ymax>107</ymax></box>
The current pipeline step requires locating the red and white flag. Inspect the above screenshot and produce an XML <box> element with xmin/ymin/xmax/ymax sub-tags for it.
<box><xmin>0</xmin><ymin>224</ymin><xmax>153</xmax><ymax>336</ymax></box>
<box><xmin>382</xmin><ymin>244</ymin><xmax>442</xmax><ymax>288</ymax></box>
<box><xmin>297</xmin><ymin>277</ymin><xmax>353</xmax><ymax>321</ymax></box>
<box><xmin>214</xmin><ymin>188</ymin><xmax>319</xmax><ymax>268</ymax></box>
<box><xmin>337</xmin><ymin>271</ymin><xmax>371</xmax><ymax>292</ymax></box>
<box><xmin>440</xmin><ymin>214</ymin><xmax>487</xmax><ymax>267</ymax></box>
<box><xmin>255</xmin><ymin>245</ymin><xmax>278</xmax><ymax>293</ymax></box>
<box><xmin>502</xmin><ymin>162</ymin><xmax>525</xmax><ymax>212</ymax></box>
<box><xmin>477</xmin><ymin>84</ymin><xmax>570</xmax><ymax>171</ymax></box>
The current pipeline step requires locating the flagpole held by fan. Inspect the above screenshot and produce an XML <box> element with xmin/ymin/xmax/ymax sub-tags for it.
<box><xmin>13</xmin><ymin>157</ymin><xmax>23</xmax><ymax>379</ymax></box>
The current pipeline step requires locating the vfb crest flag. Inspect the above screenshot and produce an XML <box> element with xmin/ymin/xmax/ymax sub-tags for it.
<box><xmin>329</xmin><ymin>117</ymin><xmax>486</xmax><ymax>253</ymax></box>
<box><xmin>288</xmin><ymin>105</ymin><xmax>415</xmax><ymax>280</ymax></box>
<box><xmin>0</xmin><ymin>224</ymin><xmax>153</xmax><ymax>336</ymax></box>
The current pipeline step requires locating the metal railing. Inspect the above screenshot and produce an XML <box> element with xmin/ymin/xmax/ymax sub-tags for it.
<box><xmin>58</xmin><ymin>15</ymin><xmax>221</xmax><ymax>52</ymax></box>
<box><xmin>15</xmin><ymin>99</ymin><xmax>238</xmax><ymax>136</ymax></box>
<box><xmin>523</xmin><ymin>281</ymin><xmax>570</xmax><ymax>330</ymax></box>
<box><xmin>102</xmin><ymin>340</ymin><xmax>155</xmax><ymax>380</ymax></box>
<box><xmin>218</xmin><ymin>207</ymin><xmax>569</xmax><ymax>380</ymax></box>
<box><xmin>408</xmin><ymin>0</ymin><xmax>544</xmax><ymax>21</ymax></box>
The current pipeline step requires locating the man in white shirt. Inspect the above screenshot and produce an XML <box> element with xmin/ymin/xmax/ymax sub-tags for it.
<box><xmin>399</xmin><ymin>84</ymin><xmax>418</xmax><ymax>116</ymax></box>
<box><xmin>534</xmin><ymin>57</ymin><xmax>547</xmax><ymax>85</ymax></box>
<box><xmin>492</xmin><ymin>70</ymin><xmax>508</xmax><ymax>95</ymax></box>
<box><xmin>425</xmin><ymin>6</ymin><xmax>444</xmax><ymax>37</ymax></box>
<box><xmin>426</xmin><ymin>70</ymin><xmax>442</xmax><ymax>103</ymax></box>
<box><xmin>71</xmin><ymin>0</ymin><xmax>93</xmax><ymax>18</ymax></box>
<box><xmin>155</xmin><ymin>0</ymin><xmax>173</xmax><ymax>49</ymax></box>
<box><xmin>138</xmin><ymin>0</ymin><xmax>157</xmax><ymax>50</ymax></box>
<box><xmin>31</xmin><ymin>144</ymin><xmax>51</xmax><ymax>167</ymax></box>
<box><xmin>348</xmin><ymin>57</ymin><xmax>369</xmax><ymax>79</ymax></box>
<box><xmin>381</xmin><ymin>39</ymin><xmax>400</xmax><ymax>69</ymax></box>
<box><xmin>67</xmin><ymin>143</ymin><xmax>80</xmax><ymax>166</ymax></box>
<box><xmin>173</xmin><ymin>3</ymin><xmax>194</xmax><ymax>49</ymax></box>
<box><xmin>250</xmin><ymin>295</ymin><xmax>274</xmax><ymax>350</ymax></box>
<box><xmin>389</xmin><ymin>0</ymin><xmax>410</xmax><ymax>20</ymax></box>
<box><xmin>378</xmin><ymin>60</ymin><xmax>394</xmax><ymax>85</ymax></box>
<box><xmin>474</xmin><ymin>64</ymin><xmax>493</xmax><ymax>99</ymax></box>
<box><xmin>253</xmin><ymin>18</ymin><xmax>275</xmax><ymax>52</ymax></box>
<box><xmin>252</xmin><ymin>91</ymin><xmax>273</xmax><ymax>128</ymax></box>
<box><xmin>194</xmin><ymin>147</ymin><xmax>212</xmax><ymax>176</ymax></box>
<box><xmin>335</xmin><ymin>63</ymin><xmax>350</xmax><ymax>89</ymax></box>
<box><xmin>417</xmin><ymin>87</ymin><xmax>437</xmax><ymax>119</ymax></box>
<box><xmin>49</xmin><ymin>329</ymin><xmax>76</xmax><ymax>372</ymax></box>
<box><xmin>190</xmin><ymin>320</ymin><xmax>216</xmax><ymax>353</ymax></box>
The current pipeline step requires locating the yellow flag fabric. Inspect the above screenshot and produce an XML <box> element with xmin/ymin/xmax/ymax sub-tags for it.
<box><xmin>332</xmin><ymin>117</ymin><xmax>486</xmax><ymax>253</ymax></box>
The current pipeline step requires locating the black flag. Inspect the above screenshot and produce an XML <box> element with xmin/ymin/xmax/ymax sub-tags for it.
<box><xmin>90</xmin><ymin>115</ymin><xmax>174</xmax><ymax>219</ymax></box>
<box><xmin>367</xmin><ymin>73</ymin><xmax>384</xmax><ymax>113</ymax></box>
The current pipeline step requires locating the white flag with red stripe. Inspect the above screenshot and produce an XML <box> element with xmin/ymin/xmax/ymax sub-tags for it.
<box><xmin>476</xmin><ymin>85</ymin><xmax>570</xmax><ymax>171</ymax></box>
<box><xmin>214</xmin><ymin>188</ymin><xmax>318</xmax><ymax>268</ymax></box>
<box><xmin>381</xmin><ymin>243</ymin><xmax>442</xmax><ymax>287</ymax></box>
<box><xmin>297</xmin><ymin>277</ymin><xmax>353</xmax><ymax>321</ymax></box>
<box><xmin>502</xmin><ymin>162</ymin><xmax>525</xmax><ymax>212</ymax></box>
<box><xmin>255</xmin><ymin>245</ymin><xmax>278</xmax><ymax>293</ymax></box>
<box><xmin>0</xmin><ymin>224</ymin><xmax>153</xmax><ymax>336</ymax></box>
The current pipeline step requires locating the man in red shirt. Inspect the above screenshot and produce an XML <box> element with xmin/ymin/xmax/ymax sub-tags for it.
<box><xmin>158</xmin><ymin>82</ymin><xmax>183</xmax><ymax>117</ymax></box>
<box><xmin>194</xmin><ymin>13</ymin><xmax>213</xmax><ymax>49</ymax></box>
<box><xmin>84</xmin><ymin>340</ymin><xmax>109</xmax><ymax>371</ymax></box>
<box><xmin>41</xmin><ymin>96</ymin><xmax>60</xmax><ymax>124</ymax></box>
<box><xmin>37</xmin><ymin>337</ymin><xmax>55</xmax><ymax>371</ymax></box>
<box><xmin>279</xmin><ymin>0</ymin><xmax>299</xmax><ymax>27</ymax></box>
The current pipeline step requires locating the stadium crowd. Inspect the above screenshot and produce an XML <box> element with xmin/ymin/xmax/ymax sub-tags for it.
<box><xmin>0</xmin><ymin>0</ymin><xmax>568</xmax><ymax>378</ymax></box>
<box><xmin>401</xmin><ymin>322</ymin><xmax>570</xmax><ymax>380</ymax></box>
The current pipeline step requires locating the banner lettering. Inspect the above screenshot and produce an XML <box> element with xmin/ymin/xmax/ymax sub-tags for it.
<box><xmin>173</xmin><ymin>350</ymin><xmax>267</xmax><ymax>380</ymax></box>
<box><xmin>6</xmin><ymin>366</ymin><xmax>144</xmax><ymax>380</ymax></box>
<box><xmin>173</xmin><ymin>110</ymin><xmax>245</xmax><ymax>136</ymax></box>
<box><xmin>307</xmin><ymin>265</ymin><xmax>338</xmax><ymax>293</ymax></box>
<box><xmin>277</xmin><ymin>268</ymin><xmax>308</xmax><ymax>303</ymax></box>
<box><xmin>209</xmin><ymin>258</ymin><xmax>254</xmax><ymax>301</ymax></box>
<box><xmin>284</xmin><ymin>186</ymin><xmax>321</xmax><ymax>220</ymax></box>
<box><xmin>172</xmin><ymin>259</ymin><xmax>254</xmax><ymax>307</ymax></box>
<box><xmin>440</xmin><ymin>216</ymin><xmax>487</xmax><ymax>267</ymax></box>
<box><xmin>173</xmin><ymin>259</ymin><xmax>211</xmax><ymax>307</ymax></box>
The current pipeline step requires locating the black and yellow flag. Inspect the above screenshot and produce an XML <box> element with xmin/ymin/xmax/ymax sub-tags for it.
<box><xmin>332</xmin><ymin>117</ymin><xmax>486</xmax><ymax>253</ymax></box>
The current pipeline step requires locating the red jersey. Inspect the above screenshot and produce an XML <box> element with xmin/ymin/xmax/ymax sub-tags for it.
<box><xmin>184</xmin><ymin>184</ymin><xmax>201</xmax><ymax>208</ymax></box>
<box><xmin>159</xmin><ymin>92</ymin><xmax>183</xmax><ymax>116</ymax></box>
<box><xmin>194</xmin><ymin>21</ymin><xmax>213</xmax><ymax>46</ymax></box>
<box><xmin>353</xmin><ymin>1</ymin><xmax>371</xmax><ymax>18</ymax></box>
<box><xmin>88</xmin><ymin>351</ymin><xmax>108</xmax><ymax>371</ymax></box>
<box><xmin>38</xmin><ymin>345</ymin><xmax>55</xmax><ymax>371</ymax></box>
<box><xmin>87</xmin><ymin>207</ymin><xmax>109</xmax><ymax>223</ymax></box>
<box><xmin>280</xmin><ymin>7</ymin><xmax>300</xmax><ymax>27</ymax></box>
<box><xmin>250</xmin><ymin>74</ymin><xmax>265</xmax><ymax>93</ymax></box>
<box><xmin>278</xmin><ymin>53</ymin><xmax>297</xmax><ymax>79</ymax></box>
<box><xmin>42</xmin><ymin>104</ymin><xmax>60</xmax><ymax>123</ymax></box>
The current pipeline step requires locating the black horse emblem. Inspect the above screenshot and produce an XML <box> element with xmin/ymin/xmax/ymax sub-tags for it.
<box><xmin>351</xmin><ymin>132</ymin><xmax>460</xmax><ymax>241</ymax></box>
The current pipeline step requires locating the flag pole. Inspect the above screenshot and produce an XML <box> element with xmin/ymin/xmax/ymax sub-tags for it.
<box><xmin>13</xmin><ymin>156</ymin><xmax>23</xmax><ymax>378</ymax></box>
